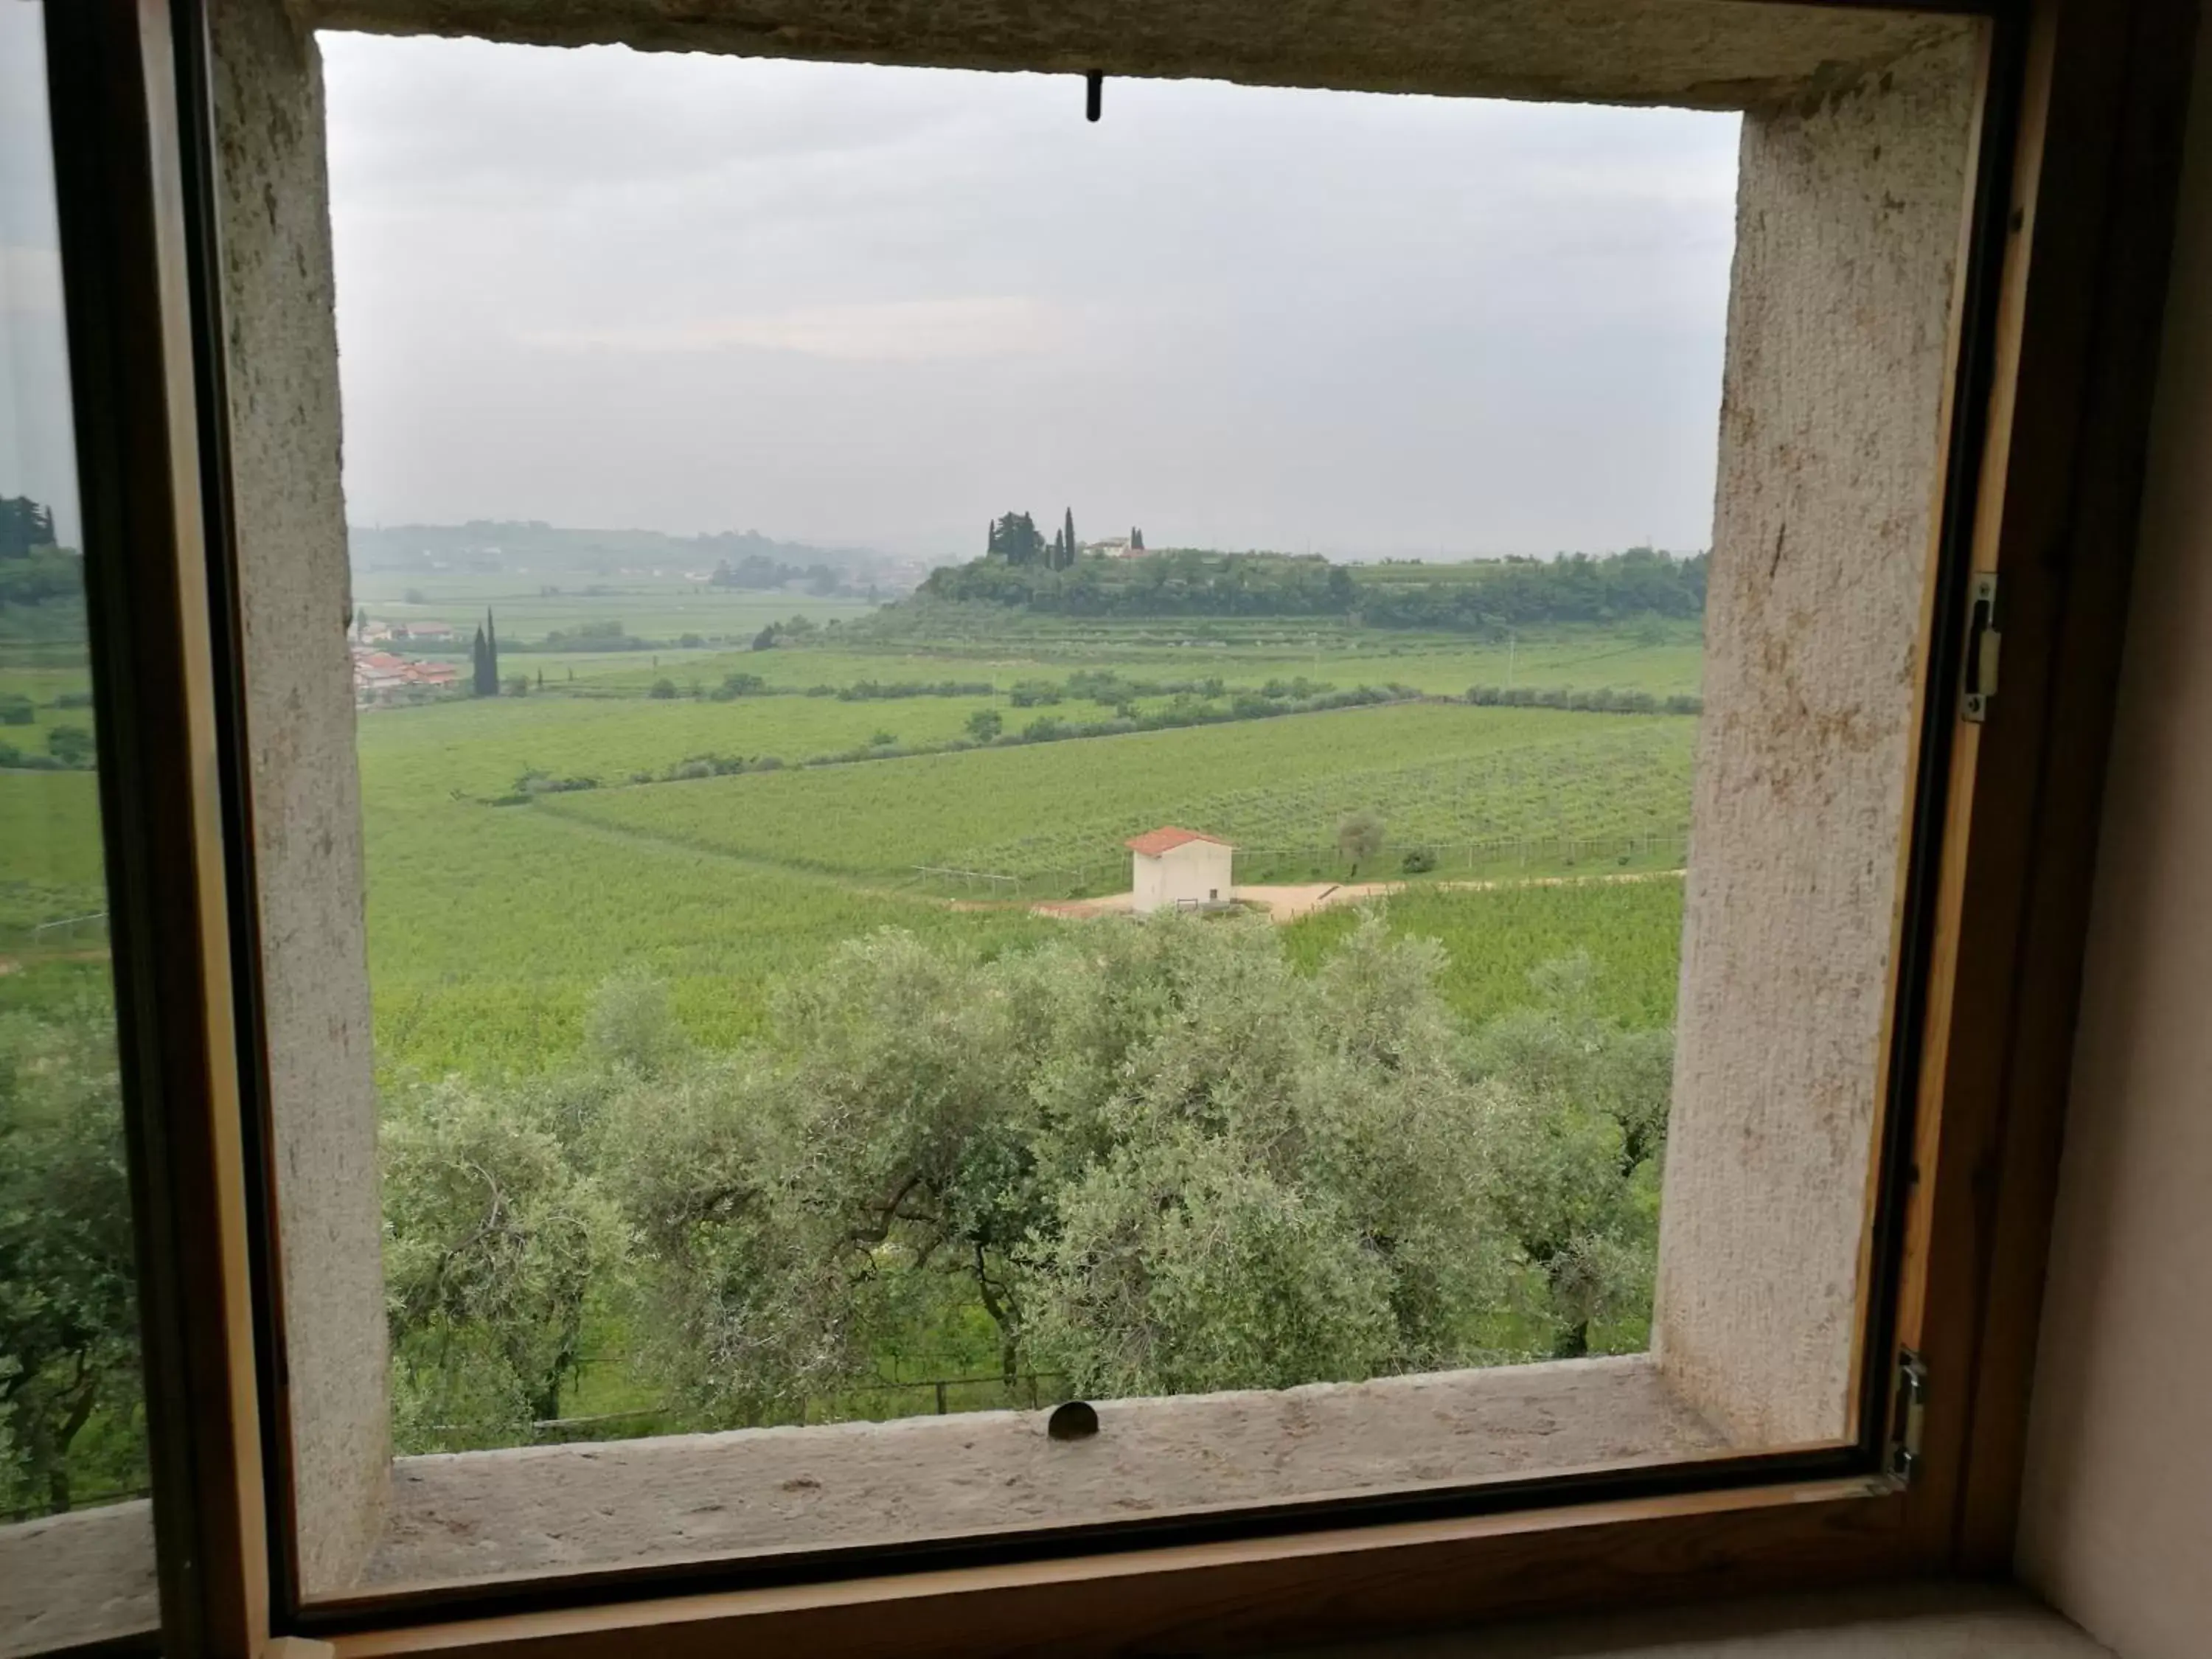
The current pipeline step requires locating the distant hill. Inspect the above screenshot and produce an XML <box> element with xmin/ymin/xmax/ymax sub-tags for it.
<box><xmin>914</xmin><ymin>545</ymin><xmax>1707</xmax><ymax>633</ymax></box>
<box><xmin>348</xmin><ymin>521</ymin><xmax>904</xmax><ymax>583</ymax></box>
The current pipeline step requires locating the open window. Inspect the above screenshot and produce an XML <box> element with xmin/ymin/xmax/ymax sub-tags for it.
<box><xmin>4</xmin><ymin>0</ymin><xmax>2190</xmax><ymax>1653</ymax></box>
<box><xmin>249</xmin><ymin>0</ymin><xmax>1994</xmax><ymax>1613</ymax></box>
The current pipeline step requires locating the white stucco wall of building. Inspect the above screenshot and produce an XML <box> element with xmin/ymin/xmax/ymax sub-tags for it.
<box><xmin>1133</xmin><ymin>841</ymin><xmax>1234</xmax><ymax>913</ymax></box>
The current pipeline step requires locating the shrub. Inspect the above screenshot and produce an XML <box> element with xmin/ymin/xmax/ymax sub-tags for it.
<box><xmin>1336</xmin><ymin>809</ymin><xmax>1386</xmax><ymax>879</ymax></box>
<box><xmin>513</xmin><ymin>769</ymin><xmax>598</xmax><ymax>796</ymax></box>
<box><xmin>44</xmin><ymin>726</ymin><xmax>93</xmax><ymax>767</ymax></box>
<box><xmin>0</xmin><ymin>695</ymin><xmax>35</xmax><ymax>726</ymax></box>
<box><xmin>1401</xmin><ymin>847</ymin><xmax>1438</xmax><ymax>874</ymax></box>
<box><xmin>647</xmin><ymin>678</ymin><xmax>678</xmax><ymax>700</ymax></box>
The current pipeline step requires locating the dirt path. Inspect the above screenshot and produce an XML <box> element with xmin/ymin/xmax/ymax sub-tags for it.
<box><xmin>529</xmin><ymin>802</ymin><xmax>1683</xmax><ymax>928</ymax></box>
<box><xmin>1037</xmin><ymin>868</ymin><xmax>1686</xmax><ymax>925</ymax></box>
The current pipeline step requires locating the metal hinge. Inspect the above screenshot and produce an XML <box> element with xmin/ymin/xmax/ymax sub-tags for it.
<box><xmin>1888</xmin><ymin>1349</ymin><xmax>1930</xmax><ymax>1486</ymax></box>
<box><xmin>1962</xmin><ymin>574</ymin><xmax>2001</xmax><ymax>723</ymax></box>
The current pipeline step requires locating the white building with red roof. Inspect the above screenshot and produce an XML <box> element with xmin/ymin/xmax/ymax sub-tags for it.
<box><xmin>351</xmin><ymin>646</ymin><xmax>463</xmax><ymax>706</ymax></box>
<box><xmin>1124</xmin><ymin>827</ymin><xmax>1234</xmax><ymax>914</ymax></box>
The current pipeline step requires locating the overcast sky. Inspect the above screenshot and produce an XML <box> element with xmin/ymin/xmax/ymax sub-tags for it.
<box><xmin>7</xmin><ymin>32</ymin><xmax>1750</xmax><ymax>566</ymax></box>
<box><xmin>1</xmin><ymin>1</ymin><xmax>80</xmax><ymax>549</ymax></box>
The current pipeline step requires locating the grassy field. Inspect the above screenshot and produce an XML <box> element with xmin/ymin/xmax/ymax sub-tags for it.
<box><xmin>355</xmin><ymin>687</ymin><xmax>1009</xmax><ymax>798</ymax></box>
<box><xmin>567</xmin><ymin>622</ymin><xmax>1704</xmax><ymax>701</ymax></box>
<box><xmin>0</xmin><ymin>644</ymin><xmax>111</xmax><ymax>1023</ymax></box>
<box><xmin>348</xmin><ymin>570</ymin><xmax>880</xmax><ymax>647</ymax></box>
<box><xmin>529</xmin><ymin>703</ymin><xmax>1693</xmax><ymax>891</ymax></box>
<box><xmin>357</xmin><ymin>659</ymin><xmax>1697</xmax><ymax>1075</ymax></box>
<box><xmin>364</xmin><ymin>795</ymin><xmax>1065</xmax><ymax>1073</ymax></box>
<box><xmin>3</xmin><ymin>611</ymin><xmax>1703</xmax><ymax>1077</ymax></box>
<box><xmin>1283</xmin><ymin>877</ymin><xmax>1685</xmax><ymax>1029</ymax></box>
<box><xmin>0</xmin><ymin>638</ymin><xmax>105</xmax><ymax>943</ymax></box>
<box><xmin>0</xmin><ymin>768</ymin><xmax>105</xmax><ymax>933</ymax></box>
<box><xmin>364</xmin><ymin>787</ymin><xmax>1687</xmax><ymax>1078</ymax></box>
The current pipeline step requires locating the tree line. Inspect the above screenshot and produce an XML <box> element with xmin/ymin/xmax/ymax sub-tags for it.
<box><xmin>708</xmin><ymin>552</ymin><xmax>848</xmax><ymax>597</ymax></box>
<box><xmin>922</xmin><ymin>543</ymin><xmax>1706</xmax><ymax>631</ymax></box>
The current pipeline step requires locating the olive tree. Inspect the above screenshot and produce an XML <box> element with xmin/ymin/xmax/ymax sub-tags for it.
<box><xmin>1464</xmin><ymin>953</ymin><xmax>1672</xmax><ymax>1357</ymax></box>
<box><xmin>379</xmin><ymin>922</ymin><xmax>1676</xmax><ymax>1441</ymax></box>
<box><xmin>1336</xmin><ymin>809</ymin><xmax>1386</xmax><ymax>880</ymax></box>
<box><xmin>610</xmin><ymin>916</ymin><xmax>1519</xmax><ymax>1413</ymax></box>
<box><xmin>0</xmin><ymin>1004</ymin><xmax>143</xmax><ymax>1515</ymax></box>
<box><xmin>381</xmin><ymin>1075</ymin><xmax>625</xmax><ymax>1448</ymax></box>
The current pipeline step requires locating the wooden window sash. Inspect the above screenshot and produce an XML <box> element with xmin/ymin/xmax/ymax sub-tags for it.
<box><xmin>49</xmin><ymin>0</ymin><xmax>2194</xmax><ymax>1651</ymax></box>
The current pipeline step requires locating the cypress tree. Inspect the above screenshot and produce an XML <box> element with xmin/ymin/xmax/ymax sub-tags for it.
<box><xmin>998</xmin><ymin>511</ymin><xmax>1043</xmax><ymax>566</ymax></box>
<box><xmin>485</xmin><ymin>609</ymin><xmax>501</xmax><ymax>695</ymax></box>
<box><xmin>470</xmin><ymin>626</ymin><xmax>490</xmax><ymax>696</ymax></box>
<box><xmin>1063</xmin><ymin>507</ymin><xmax>1077</xmax><ymax>568</ymax></box>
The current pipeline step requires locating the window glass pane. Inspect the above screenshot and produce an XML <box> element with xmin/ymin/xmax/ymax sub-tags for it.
<box><xmin>273</xmin><ymin>5</ymin><xmax>1978</xmax><ymax>1599</ymax></box>
<box><xmin>0</xmin><ymin>1</ymin><xmax>159</xmax><ymax>1650</ymax></box>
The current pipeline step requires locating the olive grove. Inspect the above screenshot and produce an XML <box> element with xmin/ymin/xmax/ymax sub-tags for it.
<box><xmin>378</xmin><ymin>914</ymin><xmax>1673</xmax><ymax>1449</ymax></box>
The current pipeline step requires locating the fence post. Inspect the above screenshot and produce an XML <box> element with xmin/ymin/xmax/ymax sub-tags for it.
<box><xmin>935</xmin><ymin>1381</ymin><xmax>947</xmax><ymax>1414</ymax></box>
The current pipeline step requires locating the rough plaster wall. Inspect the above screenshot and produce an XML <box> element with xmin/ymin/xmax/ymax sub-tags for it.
<box><xmin>1653</xmin><ymin>39</ymin><xmax>1976</xmax><ymax>1447</ymax></box>
<box><xmin>2014</xmin><ymin>18</ymin><xmax>2212</xmax><ymax>1658</ymax></box>
<box><xmin>210</xmin><ymin>0</ymin><xmax>389</xmax><ymax>1593</ymax></box>
<box><xmin>1289</xmin><ymin>1584</ymin><xmax>2109</xmax><ymax>1659</ymax></box>
<box><xmin>305</xmin><ymin>0</ymin><xmax>1972</xmax><ymax>114</ymax></box>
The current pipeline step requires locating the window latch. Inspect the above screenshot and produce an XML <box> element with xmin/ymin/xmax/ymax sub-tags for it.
<box><xmin>1888</xmin><ymin>1349</ymin><xmax>1930</xmax><ymax>1486</ymax></box>
<box><xmin>1962</xmin><ymin>574</ymin><xmax>2000</xmax><ymax>723</ymax></box>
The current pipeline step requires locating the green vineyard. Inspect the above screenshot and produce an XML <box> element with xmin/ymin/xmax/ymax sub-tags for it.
<box><xmin>532</xmin><ymin>702</ymin><xmax>1696</xmax><ymax>893</ymax></box>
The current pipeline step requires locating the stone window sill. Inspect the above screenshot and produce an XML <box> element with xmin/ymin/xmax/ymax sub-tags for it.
<box><xmin>0</xmin><ymin>1500</ymin><xmax>156</xmax><ymax>1659</ymax></box>
<box><xmin>361</xmin><ymin>1354</ymin><xmax>1724</xmax><ymax>1593</ymax></box>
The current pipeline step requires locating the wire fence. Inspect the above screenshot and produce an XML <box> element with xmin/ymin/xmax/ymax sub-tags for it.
<box><xmin>0</xmin><ymin>910</ymin><xmax>111</xmax><ymax>951</ymax></box>
<box><xmin>910</xmin><ymin>834</ymin><xmax>1689</xmax><ymax>903</ymax></box>
<box><xmin>1233</xmin><ymin>832</ymin><xmax>1690</xmax><ymax>880</ymax></box>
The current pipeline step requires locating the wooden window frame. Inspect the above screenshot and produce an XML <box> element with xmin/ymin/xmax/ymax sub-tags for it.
<box><xmin>38</xmin><ymin>0</ymin><xmax>2199</xmax><ymax>1650</ymax></box>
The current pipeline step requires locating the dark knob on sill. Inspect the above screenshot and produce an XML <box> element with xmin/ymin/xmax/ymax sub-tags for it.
<box><xmin>1047</xmin><ymin>1399</ymin><xmax>1099</xmax><ymax>1441</ymax></box>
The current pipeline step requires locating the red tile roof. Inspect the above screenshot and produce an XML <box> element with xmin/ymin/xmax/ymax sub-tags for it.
<box><xmin>1125</xmin><ymin>827</ymin><xmax>1232</xmax><ymax>858</ymax></box>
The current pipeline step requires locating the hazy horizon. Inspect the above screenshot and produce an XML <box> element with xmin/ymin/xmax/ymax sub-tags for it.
<box><xmin>315</xmin><ymin>40</ymin><xmax>1743</xmax><ymax>563</ymax></box>
<box><xmin>342</xmin><ymin>514</ymin><xmax>1708</xmax><ymax>565</ymax></box>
